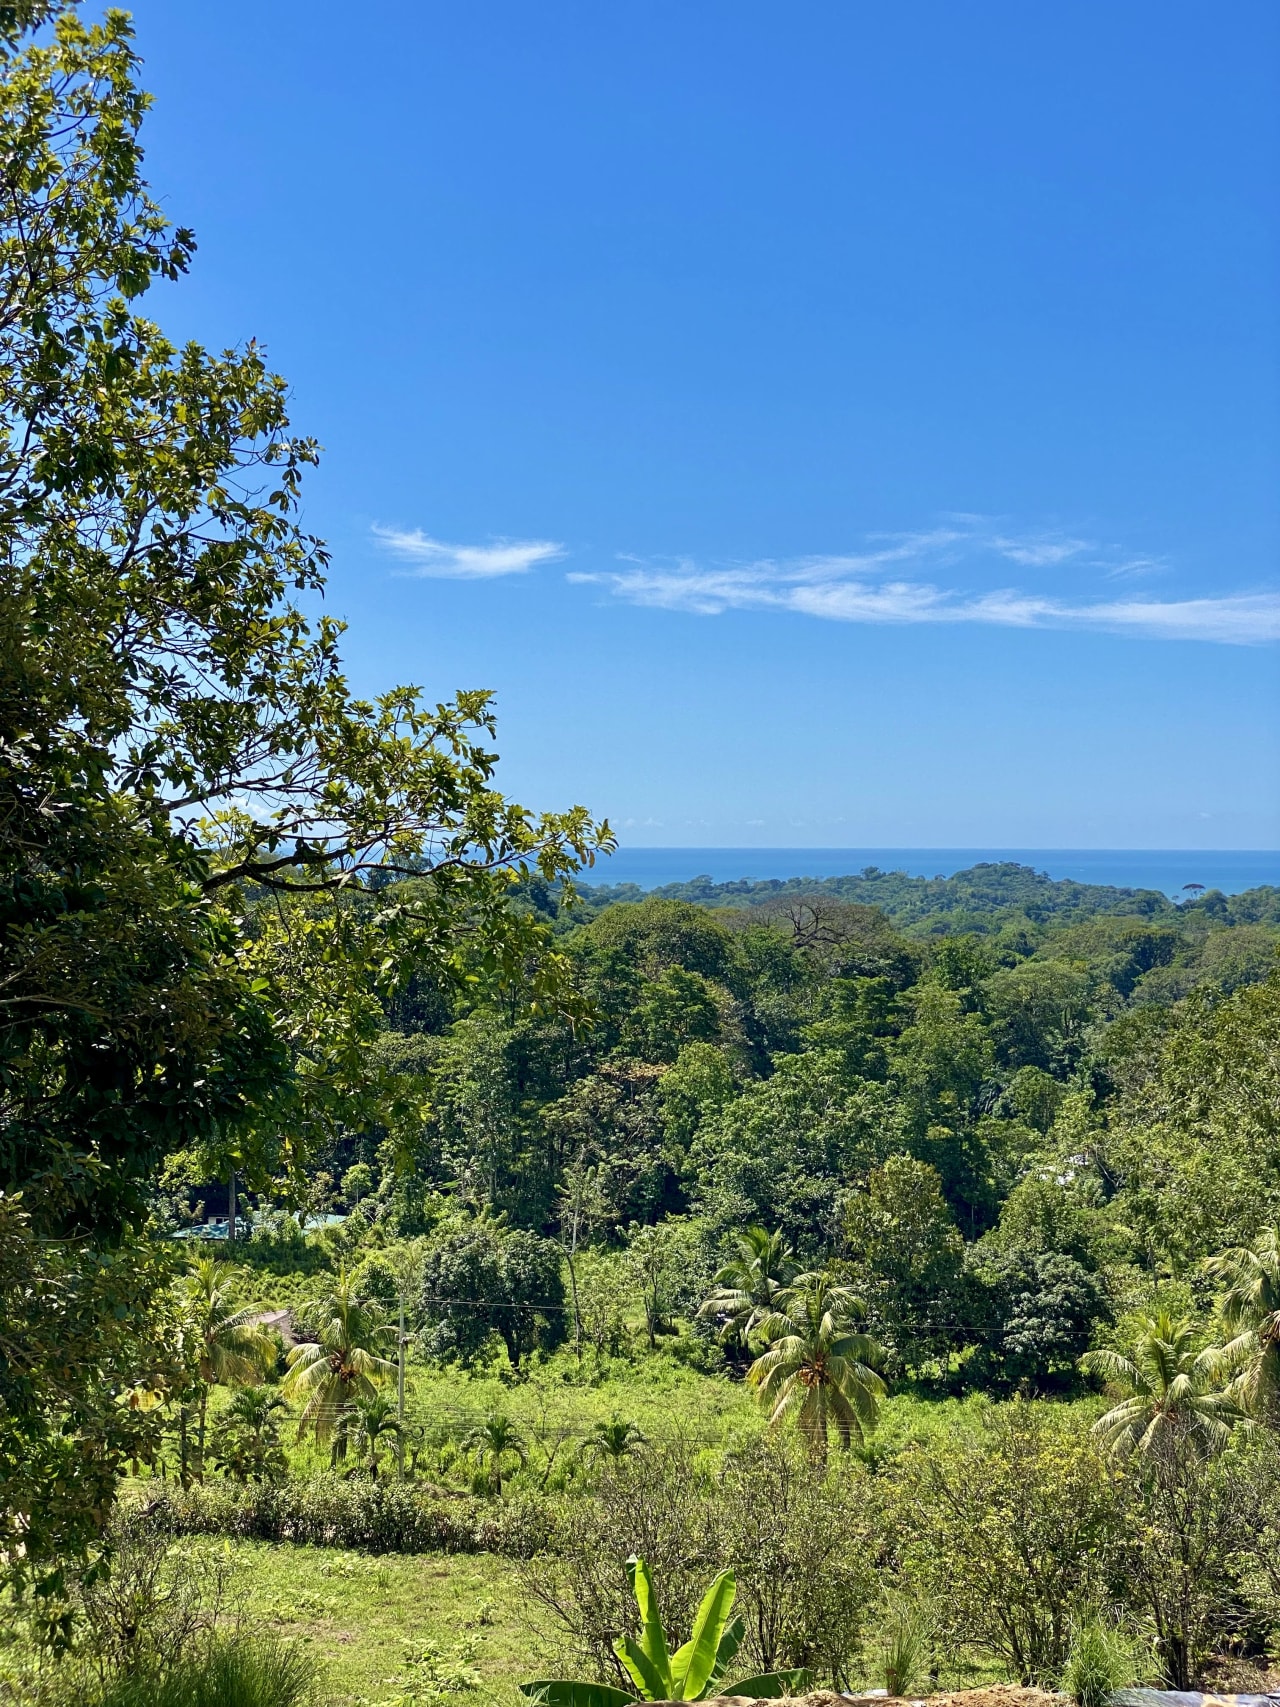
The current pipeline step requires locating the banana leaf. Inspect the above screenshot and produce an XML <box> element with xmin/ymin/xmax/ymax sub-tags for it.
<box><xmin>520</xmin><ymin>1683</ymin><xmax>636</xmax><ymax>1707</ymax></box>
<box><xmin>625</xmin><ymin>1555</ymin><xmax>674</xmax><ymax>1693</ymax></box>
<box><xmin>616</xmin><ymin>1633</ymin><xmax>670</xmax><ymax>1702</ymax></box>
<box><xmin>668</xmin><ymin>1568</ymin><xmax>737</xmax><ymax>1700</ymax></box>
<box><xmin>720</xmin><ymin>1668</ymin><xmax>815</xmax><ymax>1699</ymax></box>
<box><xmin>705</xmin><ymin>1615</ymin><xmax>746</xmax><ymax>1693</ymax></box>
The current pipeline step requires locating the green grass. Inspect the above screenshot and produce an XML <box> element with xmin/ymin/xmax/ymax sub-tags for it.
<box><xmin>220</xmin><ymin>1540</ymin><xmax>546</xmax><ymax>1707</ymax></box>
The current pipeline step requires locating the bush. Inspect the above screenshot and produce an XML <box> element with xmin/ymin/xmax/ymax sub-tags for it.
<box><xmin>88</xmin><ymin>1634</ymin><xmax>316</xmax><ymax>1707</ymax></box>
<box><xmin>1061</xmin><ymin>1617</ymin><xmax>1143</xmax><ymax>1707</ymax></box>
<box><xmin>74</xmin><ymin>1516</ymin><xmax>240</xmax><ymax>1681</ymax></box>
<box><xmin>131</xmin><ymin>1476</ymin><xmax>549</xmax><ymax>1557</ymax></box>
<box><xmin>522</xmin><ymin>1434</ymin><xmax>888</xmax><ymax>1691</ymax></box>
<box><xmin>874</xmin><ymin>1590</ymin><xmax>937</xmax><ymax>1697</ymax></box>
<box><xmin>900</xmin><ymin>1403</ymin><xmax>1125</xmax><ymax>1686</ymax></box>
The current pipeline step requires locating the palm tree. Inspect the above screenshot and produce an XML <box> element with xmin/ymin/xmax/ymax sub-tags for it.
<box><xmin>282</xmin><ymin>1269</ymin><xmax>395</xmax><ymax>1463</ymax></box>
<box><xmin>1081</xmin><ymin>1311</ymin><xmax>1249</xmax><ymax>1460</ymax></box>
<box><xmin>212</xmin><ymin>1387</ymin><xmax>290</xmax><ymax>1482</ymax></box>
<box><xmin>747</xmin><ymin>1272</ymin><xmax>886</xmax><ymax>1464</ymax></box>
<box><xmin>466</xmin><ymin>1412</ymin><xmax>526</xmax><ymax>1495</ymax></box>
<box><xmin>580</xmin><ymin>1416</ymin><xmax>647</xmax><ymax>1463</ymax></box>
<box><xmin>176</xmin><ymin>1256</ymin><xmax>278</xmax><ymax>1479</ymax></box>
<box><xmin>1206</xmin><ymin>1225</ymin><xmax>1280</xmax><ymax>1422</ymax></box>
<box><xmin>348</xmin><ymin>1392</ymin><xmax>404</xmax><ymax>1479</ymax></box>
<box><xmin>697</xmin><ymin>1226</ymin><xmax>798</xmax><ymax>1354</ymax></box>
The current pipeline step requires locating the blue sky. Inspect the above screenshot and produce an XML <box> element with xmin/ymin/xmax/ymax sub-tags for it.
<box><xmin>127</xmin><ymin>0</ymin><xmax>1279</xmax><ymax>848</ymax></box>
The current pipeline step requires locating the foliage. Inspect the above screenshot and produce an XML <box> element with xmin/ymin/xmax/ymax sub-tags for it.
<box><xmin>1206</xmin><ymin>1224</ymin><xmax>1280</xmax><ymax>1422</ymax></box>
<box><xmin>1081</xmin><ymin>1312</ymin><xmax>1248</xmax><ymax>1460</ymax></box>
<box><xmin>873</xmin><ymin>1590</ymin><xmax>937</xmax><ymax>1698</ymax></box>
<box><xmin>466</xmin><ymin>1413</ymin><xmax>526</xmax><ymax>1496</ymax></box>
<box><xmin>85</xmin><ymin>1634</ymin><xmax>317</xmax><ymax>1707</ymax></box>
<box><xmin>0</xmin><ymin>1204</ymin><xmax>182</xmax><ymax>1619</ymax></box>
<box><xmin>282</xmin><ymin>1272</ymin><xmax>395</xmax><ymax>1459</ymax></box>
<box><xmin>71</xmin><ymin>1515</ymin><xmax>239</xmax><ymax>1681</ymax></box>
<box><xmin>841</xmin><ymin>1157</ymin><xmax>964</xmax><ymax>1372</ymax></box>
<box><xmin>902</xmin><ymin>1404</ymin><xmax>1124</xmax><ymax>1685</ymax></box>
<box><xmin>175</xmin><ymin>1257</ymin><xmax>278</xmax><ymax>1480</ymax></box>
<box><xmin>524</xmin><ymin>1434</ymin><xmax>881</xmax><ymax>1693</ymax></box>
<box><xmin>748</xmin><ymin>1273</ymin><xmax>885</xmax><ymax>1462</ymax></box>
<box><xmin>124</xmin><ymin>1477</ymin><xmax>551</xmax><ymax>1556</ymax></box>
<box><xmin>580</xmin><ymin>1419</ymin><xmax>647</xmax><ymax>1463</ymax></box>
<box><xmin>211</xmin><ymin>1389</ymin><xmax>290</xmax><ymax>1484</ymax></box>
<box><xmin>696</xmin><ymin>1225</ymin><xmax>797</xmax><ymax>1354</ymax></box>
<box><xmin>419</xmin><ymin>1215</ymin><xmax>567</xmax><ymax>1368</ymax></box>
<box><xmin>0</xmin><ymin>0</ymin><xmax>604</xmax><ymax>1593</ymax></box>
<box><xmin>1060</xmin><ymin>1615</ymin><xmax>1144</xmax><ymax>1707</ymax></box>
<box><xmin>523</xmin><ymin>1554</ymin><xmax>810</xmax><ymax>1705</ymax></box>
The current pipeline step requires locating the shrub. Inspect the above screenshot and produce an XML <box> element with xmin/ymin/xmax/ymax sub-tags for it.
<box><xmin>874</xmin><ymin>1591</ymin><xmax>937</xmax><ymax>1697</ymax></box>
<box><xmin>88</xmin><ymin>1634</ymin><xmax>316</xmax><ymax>1707</ymax></box>
<box><xmin>74</xmin><ymin>1516</ymin><xmax>240</xmax><ymax>1681</ymax></box>
<box><xmin>899</xmin><ymin>1403</ymin><xmax>1125</xmax><ymax>1686</ymax></box>
<box><xmin>131</xmin><ymin>1476</ymin><xmax>549</xmax><ymax>1557</ymax></box>
<box><xmin>1061</xmin><ymin>1616</ymin><xmax>1143</xmax><ymax>1707</ymax></box>
<box><xmin>522</xmin><ymin>1434</ymin><xmax>887</xmax><ymax>1691</ymax></box>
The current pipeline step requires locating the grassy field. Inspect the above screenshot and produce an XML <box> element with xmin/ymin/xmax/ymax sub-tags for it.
<box><xmin>222</xmin><ymin>1540</ymin><xmax>546</xmax><ymax>1707</ymax></box>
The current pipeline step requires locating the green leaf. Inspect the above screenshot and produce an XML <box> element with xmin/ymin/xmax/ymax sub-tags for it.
<box><xmin>668</xmin><ymin>1568</ymin><xmax>736</xmax><ymax>1700</ymax></box>
<box><xmin>626</xmin><ymin>1555</ymin><xmax>673</xmax><ymax>1689</ymax></box>
<box><xmin>615</xmin><ymin>1635</ymin><xmax>669</xmax><ymax>1702</ymax></box>
<box><xmin>706</xmin><ymin>1616</ymin><xmax>746</xmax><ymax>1691</ymax></box>
<box><xmin>520</xmin><ymin>1683</ymin><xmax>636</xmax><ymax>1707</ymax></box>
<box><xmin>722</xmin><ymin>1670</ymin><xmax>815</xmax><ymax>1699</ymax></box>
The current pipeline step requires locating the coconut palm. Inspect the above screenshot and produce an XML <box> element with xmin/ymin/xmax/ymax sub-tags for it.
<box><xmin>347</xmin><ymin>1392</ymin><xmax>404</xmax><ymax>1479</ymax></box>
<box><xmin>176</xmin><ymin>1256</ymin><xmax>278</xmax><ymax>1479</ymax></box>
<box><xmin>282</xmin><ymin>1270</ymin><xmax>395</xmax><ymax>1463</ymax></box>
<box><xmin>747</xmin><ymin>1271</ymin><xmax>886</xmax><ymax>1463</ymax></box>
<box><xmin>1081</xmin><ymin>1310</ymin><xmax>1249</xmax><ymax>1460</ymax></box>
<box><xmin>697</xmin><ymin>1226</ymin><xmax>798</xmax><ymax>1352</ymax></box>
<box><xmin>466</xmin><ymin>1412</ymin><xmax>526</xmax><ymax>1495</ymax></box>
<box><xmin>1206</xmin><ymin>1225</ymin><xmax>1280</xmax><ymax>1422</ymax></box>
<box><xmin>580</xmin><ymin>1416</ymin><xmax>647</xmax><ymax>1463</ymax></box>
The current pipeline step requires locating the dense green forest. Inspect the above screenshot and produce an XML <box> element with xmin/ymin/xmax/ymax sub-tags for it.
<box><xmin>226</xmin><ymin>864</ymin><xmax>1279</xmax><ymax>1401</ymax></box>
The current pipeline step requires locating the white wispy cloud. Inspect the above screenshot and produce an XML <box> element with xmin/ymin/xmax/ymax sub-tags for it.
<box><xmin>569</xmin><ymin>523</ymin><xmax>1279</xmax><ymax>645</ymax></box>
<box><xmin>373</xmin><ymin>525</ymin><xmax>563</xmax><ymax>578</ymax></box>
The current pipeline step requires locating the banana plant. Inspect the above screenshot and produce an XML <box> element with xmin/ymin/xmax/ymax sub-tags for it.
<box><xmin>522</xmin><ymin>1556</ymin><xmax>813</xmax><ymax>1707</ymax></box>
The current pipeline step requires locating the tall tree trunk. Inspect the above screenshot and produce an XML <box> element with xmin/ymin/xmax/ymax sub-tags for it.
<box><xmin>196</xmin><ymin>1383</ymin><xmax>210</xmax><ymax>1482</ymax></box>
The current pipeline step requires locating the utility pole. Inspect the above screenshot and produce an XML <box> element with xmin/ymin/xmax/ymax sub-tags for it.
<box><xmin>228</xmin><ymin>1169</ymin><xmax>236</xmax><ymax>1244</ymax></box>
<box><xmin>397</xmin><ymin>1290</ymin><xmax>407</xmax><ymax>1480</ymax></box>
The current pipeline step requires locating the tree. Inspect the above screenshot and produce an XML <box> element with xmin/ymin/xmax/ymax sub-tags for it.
<box><xmin>905</xmin><ymin>1404</ymin><xmax>1122</xmax><ymax>1686</ymax></box>
<box><xmin>581</xmin><ymin>1418</ymin><xmax>648</xmax><ymax>1464</ymax></box>
<box><xmin>1205</xmin><ymin>1224</ymin><xmax>1280</xmax><ymax>1422</ymax></box>
<box><xmin>1081</xmin><ymin>1312</ymin><xmax>1247</xmax><ymax>1461</ymax></box>
<box><xmin>419</xmin><ymin>1216</ymin><xmax>566</xmax><ymax>1369</ymax></box>
<box><xmin>211</xmin><ymin>1388</ymin><xmax>289</xmax><ymax>1483</ymax></box>
<box><xmin>747</xmin><ymin>1274</ymin><xmax>885</xmax><ymax>1463</ymax></box>
<box><xmin>625</xmin><ymin>1218</ymin><xmax>704</xmax><ymax>1350</ymax></box>
<box><xmin>174</xmin><ymin>1256</ymin><xmax>277</xmax><ymax>1481</ymax></box>
<box><xmin>0</xmin><ymin>0</ymin><xmax>606</xmax><ymax>1595</ymax></box>
<box><xmin>466</xmin><ymin>1412</ymin><xmax>525</xmax><ymax>1496</ymax></box>
<box><xmin>696</xmin><ymin>1226</ymin><xmax>797</xmax><ymax>1355</ymax></box>
<box><xmin>342</xmin><ymin>1163</ymin><xmax>374</xmax><ymax>1209</ymax></box>
<box><xmin>347</xmin><ymin>1392</ymin><xmax>403</xmax><ymax>1480</ymax></box>
<box><xmin>282</xmin><ymin>1271</ymin><xmax>395</xmax><ymax>1462</ymax></box>
<box><xmin>841</xmin><ymin>1156</ymin><xmax>964</xmax><ymax>1371</ymax></box>
<box><xmin>688</xmin><ymin>1052</ymin><xmax>899</xmax><ymax>1252</ymax></box>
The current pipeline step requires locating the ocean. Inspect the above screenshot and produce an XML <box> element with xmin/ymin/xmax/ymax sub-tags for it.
<box><xmin>581</xmin><ymin>848</ymin><xmax>1280</xmax><ymax>899</ymax></box>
